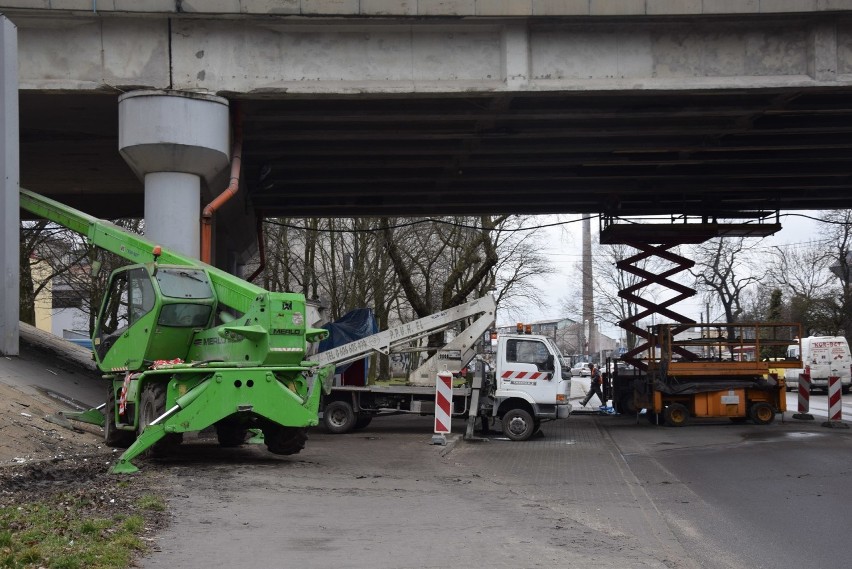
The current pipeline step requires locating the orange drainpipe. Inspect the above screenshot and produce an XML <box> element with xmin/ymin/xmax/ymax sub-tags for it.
<box><xmin>201</xmin><ymin>104</ymin><xmax>243</xmax><ymax>265</ymax></box>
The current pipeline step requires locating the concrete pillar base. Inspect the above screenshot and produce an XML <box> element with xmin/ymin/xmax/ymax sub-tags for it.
<box><xmin>119</xmin><ymin>90</ymin><xmax>229</xmax><ymax>260</ymax></box>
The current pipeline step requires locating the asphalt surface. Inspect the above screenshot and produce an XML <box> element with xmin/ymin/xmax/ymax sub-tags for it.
<box><xmin>3</xmin><ymin>351</ymin><xmax>852</xmax><ymax>569</ymax></box>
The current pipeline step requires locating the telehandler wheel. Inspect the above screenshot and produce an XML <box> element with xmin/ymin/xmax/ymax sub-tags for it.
<box><xmin>139</xmin><ymin>383</ymin><xmax>183</xmax><ymax>457</ymax></box>
<box><xmin>264</xmin><ymin>425</ymin><xmax>308</xmax><ymax>455</ymax></box>
<box><xmin>749</xmin><ymin>402</ymin><xmax>776</xmax><ymax>425</ymax></box>
<box><xmin>215</xmin><ymin>419</ymin><xmax>249</xmax><ymax>447</ymax></box>
<box><xmin>104</xmin><ymin>386</ymin><xmax>134</xmax><ymax>448</ymax></box>
<box><xmin>645</xmin><ymin>410</ymin><xmax>662</xmax><ymax>425</ymax></box>
<box><xmin>502</xmin><ymin>408</ymin><xmax>535</xmax><ymax>441</ymax></box>
<box><xmin>353</xmin><ymin>414</ymin><xmax>373</xmax><ymax>430</ymax></box>
<box><xmin>323</xmin><ymin>400</ymin><xmax>356</xmax><ymax>434</ymax></box>
<box><xmin>663</xmin><ymin>403</ymin><xmax>689</xmax><ymax>427</ymax></box>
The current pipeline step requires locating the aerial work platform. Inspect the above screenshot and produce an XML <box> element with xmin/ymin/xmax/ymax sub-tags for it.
<box><xmin>598</xmin><ymin>213</ymin><xmax>782</xmax><ymax>372</ymax></box>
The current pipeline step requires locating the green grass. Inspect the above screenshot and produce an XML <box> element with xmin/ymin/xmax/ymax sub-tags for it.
<box><xmin>0</xmin><ymin>492</ymin><xmax>164</xmax><ymax>569</ymax></box>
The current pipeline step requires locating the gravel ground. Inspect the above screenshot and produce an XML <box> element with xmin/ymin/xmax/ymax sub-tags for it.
<box><xmin>0</xmin><ymin>341</ymin><xmax>172</xmax><ymax>565</ymax></box>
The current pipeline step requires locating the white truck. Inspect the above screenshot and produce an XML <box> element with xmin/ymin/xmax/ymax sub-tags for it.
<box><xmin>313</xmin><ymin>296</ymin><xmax>572</xmax><ymax>441</ymax></box>
<box><xmin>784</xmin><ymin>336</ymin><xmax>852</xmax><ymax>394</ymax></box>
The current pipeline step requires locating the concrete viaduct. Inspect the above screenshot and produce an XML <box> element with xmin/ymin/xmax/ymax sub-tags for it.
<box><xmin>4</xmin><ymin>1</ymin><xmax>852</xmax><ymax>353</ymax></box>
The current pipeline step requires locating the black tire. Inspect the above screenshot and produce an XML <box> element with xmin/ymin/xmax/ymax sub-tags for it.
<box><xmin>502</xmin><ymin>408</ymin><xmax>535</xmax><ymax>441</ymax></box>
<box><xmin>353</xmin><ymin>415</ymin><xmax>373</xmax><ymax>430</ymax></box>
<box><xmin>842</xmin><ymin>385</ymin><xmax>851</xmax><ymax>395</ymax></box>
<box><xmin>139</xmin><ymin>382</ymin><xmax>183</xmax><ymax>457</ymax></box>
<box><xmin>749</xmin><ymin>402</ymin><xmax>776</xmax><ymax>425</ymax></box>
<box><xmin>264</xmin><ymin>425</ymin><xmax>308</xmax><ymax>455</ymax></box>
<box><xmin>215</xmin><ymin>418</ymin><xmax>248</xmax><ymax>447</ymax></box>
<box><xmin>323</xmin><ymin>400</ymin><xmax>356</xmax><ymax>434</ymax></box>
<box><xmin>663</xmin><ymin>403</ymin><xmax>689</xmax><ymax>427</ymax></box>
<box><xmin>104</xmin><ymin>386</ymin><xmax>134</xmax><ymax>448</ymax></box>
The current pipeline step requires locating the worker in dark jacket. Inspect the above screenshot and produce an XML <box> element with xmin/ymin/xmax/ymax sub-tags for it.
<box><xmin>580</xmin><ymin>363</ymin><xmax>606</xmax><ymax>407</ymax></box>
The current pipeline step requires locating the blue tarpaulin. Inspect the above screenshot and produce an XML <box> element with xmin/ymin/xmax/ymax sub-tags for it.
<box><xmin>318</xmin><ymin>308</ymin><xmax>379</xmax><ymax>384</ymax></box>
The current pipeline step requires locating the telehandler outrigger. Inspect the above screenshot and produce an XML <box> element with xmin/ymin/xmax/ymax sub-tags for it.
<box><xmin>20</xmin><ymin>189</ymin><xmax>334</xmax><ymax>473</ymax></box>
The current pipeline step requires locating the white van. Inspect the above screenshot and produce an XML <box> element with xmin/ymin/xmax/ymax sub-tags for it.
<box><xmin>785</xmin><ymin>336</ymin><xmax>852</xmax><ymax>394</ymax></box>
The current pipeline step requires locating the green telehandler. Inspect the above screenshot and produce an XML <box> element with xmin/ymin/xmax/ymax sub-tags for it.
<box><xmin>20</xmin><ymin>189</ymin><xmax>334</xmax><ymax>473</ymax></box>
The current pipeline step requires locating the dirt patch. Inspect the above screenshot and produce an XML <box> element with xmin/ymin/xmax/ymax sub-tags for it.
<box><xmin>0</xmin><ymin>362</ymin><xmax>171</xmax><ymax>566</ymax></box>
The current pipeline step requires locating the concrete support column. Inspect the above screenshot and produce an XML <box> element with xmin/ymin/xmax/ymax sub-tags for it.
<box><xmin>144</xmin><ymin>172</ymin><xmax>201</xmax><ymax>258</ymax></box>
<box><xmin>808</xmin><ymin>23</ymin><xmax>837</xmax><ymax>82</ymax></box>
<box><xmin>0</xmin><ymin>17</ymin><xmax>19</xmax><ymax>356</ymax></box>
<box><xmin>118</xmin><ymin>90</ymin><xmax>230</xmax><ymax>260</ymax></box>
<box><xmin>503</xmin><ymin>24</ymin><xmax>529</xmax><ymax>90</ymax></box>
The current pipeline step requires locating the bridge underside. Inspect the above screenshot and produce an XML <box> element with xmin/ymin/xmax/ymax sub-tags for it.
<box><xmin>20</xmin><ymin>86</ymin><xmax>852</xmax><ymax>220</ymax></box>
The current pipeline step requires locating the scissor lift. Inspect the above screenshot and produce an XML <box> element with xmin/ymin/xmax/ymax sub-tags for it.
<box><xmin>599</xmin><ymin>213</ymin><xmax>803</xmax><ymax>424</ymax></box>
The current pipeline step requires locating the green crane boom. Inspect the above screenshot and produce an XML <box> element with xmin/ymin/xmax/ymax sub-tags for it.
<box><xmin>20</xmin><ymin>188</ymin><xmax>263</xmax><ymax>314</ymax></box>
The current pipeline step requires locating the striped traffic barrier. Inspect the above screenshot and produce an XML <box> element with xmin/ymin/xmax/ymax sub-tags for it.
<box><xmin>822</xmin><ymin>375</ymin><xmax>849</xmax><ymax>429</ymax></box>
<box><xmin>432</xmin><ymin>371</ymin><xmax>453</xmax><ymax>445</ymax></box>
<box><xmin>792</xmin><ymin>366</ymin><xmax>814</xmax><ymax>421</ymax></box>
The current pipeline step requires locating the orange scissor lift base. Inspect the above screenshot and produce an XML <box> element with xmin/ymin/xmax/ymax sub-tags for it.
<box><xmin>599</xmin><ymin>216</ymin><xmax>802</xmax><ymax>425</ymax></box>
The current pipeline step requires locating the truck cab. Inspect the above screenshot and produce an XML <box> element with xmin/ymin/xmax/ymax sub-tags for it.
<box><xmin>488</xmin><ymin>333</ymin><xmax>572</xmax><ymax>440</ymax></box>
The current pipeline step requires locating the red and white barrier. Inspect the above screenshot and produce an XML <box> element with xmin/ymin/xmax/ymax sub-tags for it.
<box><xmin>821</xmin><ymin>375</ymin><xmax>849</xmax><ymax>429</ymax></box>
<box><xmin>827</xmin><ymin>376</ymin><xmax>842</xmax><ymax>421</ymax></box>
<box><xmin>793</xmin><ymin>366</ymin><xmax>814</xmax><ymax>421</ymax></box>
<box><xmin>432</xmin><ymin>372</ymin><xmax>453</xmax><ymax>444</ymax></box>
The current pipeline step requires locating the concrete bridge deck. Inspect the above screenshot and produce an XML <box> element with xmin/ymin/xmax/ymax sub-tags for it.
<box><xmin>5</xmin><ymin>1</ymin><xmax>852</xmax><ymax>353</ymax></box>
<box><xmin>3</xmin><ymin>2</ymin><xmax>852</xmax><ymax>217</ymax></box>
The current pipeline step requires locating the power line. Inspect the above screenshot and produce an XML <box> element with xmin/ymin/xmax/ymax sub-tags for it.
<box><xmin>264</xmin><ymin>214</ymin><xmax>598</xmax><ymax>234</ymax></box>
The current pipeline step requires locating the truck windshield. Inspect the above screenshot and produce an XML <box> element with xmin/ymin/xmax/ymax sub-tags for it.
<box><xmin>156</xmin><ymin>269</ymin><xmax>213</xmax><ymax>299</ymax></box>
<box><xmin>546</xmin><ymin>337</ymin><xmax>568</xmax><ymax>368</ymax></box>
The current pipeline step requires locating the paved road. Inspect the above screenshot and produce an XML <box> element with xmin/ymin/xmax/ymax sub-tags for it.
<box><xmin>138</xmin><ymin>405</ymin><xmax>852</xmax><ymax>569</ymax></box>
<box><xmin>4</xmin><ymin>350</ymin><xmax>851</xmax><ymax>569</ymax></box>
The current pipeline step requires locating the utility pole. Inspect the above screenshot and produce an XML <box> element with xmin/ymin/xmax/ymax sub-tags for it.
<box><xmin>582</xmin><ymin>215</ymin><xmax>595</xmax><ymax>358</ymax></box>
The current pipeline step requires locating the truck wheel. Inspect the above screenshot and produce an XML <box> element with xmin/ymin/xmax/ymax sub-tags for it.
<box><xmin>139</xmin><ymin>383</ymin><xmax>183</xmax><ymax>456</ymax></box>
<box><xmin>323</xmin><ymin>400</ymin><xmax>356</xmax><ymax>434</ymax></box>
<box><xmin>264</xmin><ymin>425</ymin><xmax>308</xmax><ymax>455</ymax></box>
<box><xmin>104</xmin><ymin>386</ymin><xmax>134</xmax><ymax>448</ymax></box>
<box><xmin>843</xmin><ymin>385</ymin><xmax>850</xmax><ymax>395</ymax></box>
<box><xmin>354</xmin><ymin>415</ymin><xmax>373</xmax><ymax>430</ymax></box>
<box><xmin>749</xmin><ymin>402</ymin><xmax>775</xmax><ymax>425</ymax></box>
<box><xmin>645</xmin><ymin>410</ymin><xmax>662</xmax><ymax>425</ymax></box>
<box><xmin>502</xmin><ymin>408</ymin><xmax>535</xmax><ymax>441</ymax></box>
<box><xmin>663</xmin><ymin>403</ymin><xmax>689</xmax><ymax>427</ymax></box>
<box><xmin>215</xmin><ymin>419</ymin><xmax>248</xmax><ymax>447</ymax></box>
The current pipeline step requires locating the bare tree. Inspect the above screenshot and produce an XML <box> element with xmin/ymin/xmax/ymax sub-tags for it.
<box><xmin>594</xmin><ymin>242</ymin><xmax>667</xmax><ymax>352</ymax></box>
<box><xmin>19</xmin><ymin>219</ymin><xmax>51</xmax><ymax>325</ymax></box>
<box><xmin>20</xmin><ymin>218</ymin><xmax>141</xmax><ymax>335</ymax></box>
<box><xmin>382</xmin><ymin>216</ymin><xmax>509</xmax><ymax>317</ymax></box>
<box><xmin>488</xmin><ymin>217</ymin><xmax>555</xmax><ymax>321</ymax></box>
<box><xmin>818</xmin><ymin>210</ymin><xmax>852</xmax><ymax>337</ymax></box>
<box><xmin>769</xmin><ymin>242</ymin><xmax>832</xmax><ymax>335</ymax></box>
<box><xmin>258</xmin><ymin>218</ymin><xmax>297</xmax><ymax>293</ymax></box>
<box><xmin>691</xmin><ymin>237</ymin><xmax>763</xmax><ymax>327</ymax></box>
